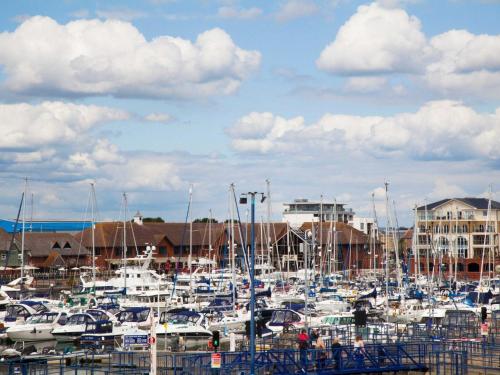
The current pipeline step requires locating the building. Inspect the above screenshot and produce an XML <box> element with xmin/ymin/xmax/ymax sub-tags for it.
<box><xmin>282</xmin><ymin>199</ymin><xmax>355</xmax><ymax>228</ymax></box>
<box><xmin>413</xmin><ymin>197</ymin><xmax>500</xmax><ymax>279</ymax></box>
<box><xmin>0</xmin><ymin>219</ymin><xmax>91</xmax><ymax>234</ymax></box>
<box><xmin>0</xmin><ymin>228</ymin><xmax>89</xmax><ymax>270</ymax></box>
<box><xmin>349</xmin><ymin>217</ymin><xmax>378</xmax><ymax>236</ymax></box>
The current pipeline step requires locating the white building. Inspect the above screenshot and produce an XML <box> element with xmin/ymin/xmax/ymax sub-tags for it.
<box><xmin>349</xmin><ymin>217</ymin><xmax>378</xmax><ymax>237</ymax></box>
<box><xmin>282</xmin><ymin>199</ymin><xmax>354</xmax><ymax>228</ymax></box>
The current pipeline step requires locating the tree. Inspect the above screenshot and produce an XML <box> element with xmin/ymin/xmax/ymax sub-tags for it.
<box><xmin>193</xmin><ymin>218</ymin><xmax>218</xmax><ymax>223</ymax></box>
<box><xmin>142</xmin><ymin>217</ymin><xmax>165</xmax><ymax>223</ymax></box>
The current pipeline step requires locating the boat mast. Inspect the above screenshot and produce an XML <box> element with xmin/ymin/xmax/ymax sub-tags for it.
<box><xmin>384</xmin><ymin>182</ymin><xmax>390</xmax><ymax>321</ymax></box>
<box><xmin>413</xmin><ymin>204</ymin><xmax>419</xmax><ymax>285</ymax></box>
<box><xmin>371</xmin><ymin>192</ymin><xmax>379</xmax><ymax>281</ymax></box>
<box><xmin>90</xmin><ymin>182</ymin><xmax>96</xmax><ymax>294</ymax></box>
<box><xmin>266</xmin><ymin>180</ymin><xmax>271</xmax><ymax>277</ymax></box>
<box><xmin>123</xmin><ymin>192</ymin><xmax>128</xmax><ymax>294</ymax></box>
<box><xmin>333</xmin><ymin>199</ymin><xmax>337</xmax><ymax>274</ymax></box>
<box><xmin>20</xmin><ymin>177</ymin><xmax>27</xmax><ymax>294</ymax></box>
<box><xmin>229</xmin><ymin>184</ymin><xmax>236</xmax><ymax>311</ymax></box>
<box><xmin>479</xmin><ymin>186</ymin><xmax>492</xmax><ymax>291</ymax></box>
<box><xmin>188</xmin><ymin>184</ymin><xmax>193</xmax><ymax>294</ymax></box>
<box><xmin>319</xmin><ymin>194</ymin><xmax>323</xmax><ymax>278</ymax></box>
<box><xmin>209</xmin><ymin>208</ymin><xmax>213</xmax><ymax>275</ymax></box>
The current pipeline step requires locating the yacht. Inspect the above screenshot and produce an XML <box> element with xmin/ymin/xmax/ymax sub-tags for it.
<box><xmin>6</xmin><ymin>311</ymin><xmax>68</xmax><ymax>342</ymax></box>
<box><xmin>52</xmin><ymin>309</ymin><xmax>114</xmax><ymax>341</ymax></box>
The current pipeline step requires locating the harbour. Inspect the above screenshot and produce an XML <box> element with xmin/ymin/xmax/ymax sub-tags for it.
<box><xmin>0</xmin><ymin>1</ymin><xmax>500</xmax><ymax>374</ymax></box>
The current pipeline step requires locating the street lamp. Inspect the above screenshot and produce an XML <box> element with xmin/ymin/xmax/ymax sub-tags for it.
<box><xmin>239</xmin><ymin>192</ymin><xmax>266</xmax><ymax>375</ymax></box>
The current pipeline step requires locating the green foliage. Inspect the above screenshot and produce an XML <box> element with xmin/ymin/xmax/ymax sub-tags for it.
<box><xmin>143</xmin><ymin>217</ymin><xmax>165</xmax><ymax>223</ymax></box>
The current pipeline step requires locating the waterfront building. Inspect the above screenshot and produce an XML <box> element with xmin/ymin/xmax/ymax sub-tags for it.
<box><xmin>282</xmin><ymin>199</ymin><xmax>355</xmax><ymax>228</ymax></box>
<box><xmin>412</xmin><ymin>197</ymin><xmax>500</xmax><ymax>280</ymax></box>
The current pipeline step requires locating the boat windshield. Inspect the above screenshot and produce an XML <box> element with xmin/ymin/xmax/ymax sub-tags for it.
<box><xmin>168</xmin><ymin>312</ymin><xmax>200</xmax><ymax>324</ymax></box>
<box><xmin>67</xmin><ymin>314</ymin><xmax>90</xmax><ymax>325</ymax></box>
<box><xmin>270</xmin><ymin>310</ymin><xmax>301</xmax><ymax>325</ymax></box>
<box><xmin>321</xmin><ymin>316</ymin><xmax>354</xmax><ymax>325</ymax></box>
<box><xmin>26</xmin><ymin>313</ymin><xmax>58</xmax><ymax>324</ymax></box>
<box><xmin>5</xmin><ymin>305</ymin><xmax>29</xmax><ymax>319</ymax></box>
<box><xmin>87</xmin><ymin>310</ymin><xmax>108</xmax><ymax>321</ymax></box>
<box><xmin>117</xmin><ymin>309</ymin><xmax>149</xmax><ymax>323</ymax></box>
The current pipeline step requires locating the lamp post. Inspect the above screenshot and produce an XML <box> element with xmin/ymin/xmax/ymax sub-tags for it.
<box><xmin>240</xmin><ymin>191</ymin><xmax>266</xmax><ymax>375</ymax></box>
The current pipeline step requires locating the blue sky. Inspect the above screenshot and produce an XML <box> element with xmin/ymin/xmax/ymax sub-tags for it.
<box><xmin>0</xmin><ymin>0</ymin><xmax>499</xmax><ymax>225</ymax></box>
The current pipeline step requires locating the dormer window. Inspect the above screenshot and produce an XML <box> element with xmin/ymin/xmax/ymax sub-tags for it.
<box><xmin>63</xmin><ymin>242</ymin><xmax>71</xmax><ymax>249</ymax></box>
<box><xmin>52</xmin><ymin>242</ymin><xmax>61</xmax><ymax>249</ymax></box>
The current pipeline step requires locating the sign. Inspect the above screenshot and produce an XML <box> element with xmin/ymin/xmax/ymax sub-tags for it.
<box><xmin>211</xmin><ymin>353</ymin><xmax>221</xmax><ymax>369</ymax></box>
<box><xmin>124</xmin><ymin>334</ymin><xmax>149</xmax><ymax>347</ymax></box>
<box><xmin>481</xmin><ymin>323</ymin><xmax>489</xmax><ymax>336</ymax></box>
<box><xmin>149</xmin><ymin>336</ymin><xmax>156</xmax><ymax>345</ymax></box>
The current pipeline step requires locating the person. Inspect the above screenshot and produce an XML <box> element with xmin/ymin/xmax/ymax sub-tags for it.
<box><xmin>331</xmin><ymin>337</ymin><xmax>342</xmax><ymax>370</ymax></box>
<box><xmin>315</xmin><ymin>335</ymin><xmax>326</xmax><ymax>370</ymax></box>
<box><xmin>353</xmin><ymin>335</ymin><xmax>365</xmax><ymax>368</ymax></box>
<box><xmin>309</xmin><ymin>329</ymin><xmax>319</xmax><ymax>348</ymax></box>
<box><xmin>297</xmin><ymin>329</ymin><xmax>309</xmax><ymax>372</ymax></box>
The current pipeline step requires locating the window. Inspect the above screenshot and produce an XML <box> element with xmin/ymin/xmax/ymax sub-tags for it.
<box><xmin>159</xmin><ymin>247</ymin><xmax>167</xmax><ymax>256</ymax></box>
<box><xmin>360</xmin><ymin>223</ymin><xmax>364</xmax><ymax>230</ymax></box>
<box><xmin>443</xmin><ymin>225</ymin><xmax>449</xmax><ymax>234</ymax></box>
<box><xmin>467</xmin><ymin>263</ymin><xmax>480</xmax><ymax>272</ymax></box>
<box><xmin>462</xmin><ymin>224</ymin><xmax>468</xmax><ymax>233</ymax></box>
<box><xmin>63</xmin><ymin>242</ymin><xmax>71</xmax><ymax>249</ymax></box>
<box><xmin>52</xmin><ymin>242</ymin><xmax>61</xmax><ymax>249</ymax></box>
<box><xmin>95</xmin><ymin>248</ymin><xmax>101</xmax><ymax>256</ymax></box>
<box><xmin>434</xmin><ymin>226</ymin><xmax>440</xmax><ymax>234</ymax></box>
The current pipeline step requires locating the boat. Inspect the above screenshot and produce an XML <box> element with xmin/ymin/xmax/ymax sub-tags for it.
<box><xmin>52</xmin><ymin>309</ymin><xmax>114</xmax><ymax>341</ymax></box>
<box><xmin>6</xmin><ymin>311</ymin><xmax>68</xmax><ymax>342</ymax></box>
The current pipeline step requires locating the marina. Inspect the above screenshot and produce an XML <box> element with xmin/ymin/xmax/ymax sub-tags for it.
<box><xmin>0</xmin><ymin>1</ymin><xmax>499</xmax><ymax>374</ymax></box>
<box><xmin>0</xmin><ymin>188</ymin><xmax>498</xmax><ymax>374</ymax></box>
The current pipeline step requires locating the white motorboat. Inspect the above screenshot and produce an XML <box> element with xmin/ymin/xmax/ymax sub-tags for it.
<box><xmin>52</xmin><ymin>309</ymin><xmax>114</xmax><ymax>341</ymax></box>
<box><xmin>6</xmin><ymin>311</ymin><xmax>68</xmax><ymax>342</ymax></box>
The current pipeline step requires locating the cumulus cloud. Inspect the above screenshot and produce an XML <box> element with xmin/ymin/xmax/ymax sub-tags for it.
<box><xmin>317</xmin><ymin>2</ymin><xmax>500</xmax><ymax>98</ymax></box>
<box><xmin>144</xmin><ymin>113</ymin><xmax>173</xmax><ymax>124</ymax></box>
<box><xmin>0</xmin><ymin>101</ymin><xmax>128</xmax><ymax>151</ymax></box>
<box><xmin>217</xmin><ymin>6</ymin><xmax>263</xmax><ymax>19</ymax></box>
<box><xmin>227</xmin><ymin>101</ymin><xmax>500</xmax><ymax>161</ymax></box>
<box><xmin>276</xmin><ymin>0</ymin><xmax>319</xmax><ymax>22</ymax></box>
<box><xmin>0</xmin><ymin>16</ymin><xmax>261</xmax><ymax>99</ymax></box>
<box><xmin>317</xmin><ymin>3</ymin><xmax>428</xmax><ymax>74</ymax></box>
<box><xmin>0</xmin><ymin>101</ymin><xmax>185</xmax><ymax>198</ymax></box>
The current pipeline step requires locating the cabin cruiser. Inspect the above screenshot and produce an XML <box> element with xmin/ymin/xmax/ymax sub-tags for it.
<box><xmin>315</xmin><ymin>294</ymin><xmax>350</xmax><ymax>313</ymax></box>
<box><xmin>80</xmin><ymin>247</ymin><xmax>166</xmax><ymax>295</ymax></box>
<box><xmin>156</xmin><ymin>310</ymin><xmax>212</xmax><ymax>346</ymax></box>
<box><xmin>52</xmin><ymin>309</ymin><xmax>114</xmax><ymax>341</ymax></box>
<box><xmin>1</xmin><ymin>301</ymin><xmax>50</xmax><ymax>332</ymax></box>
<box><xmin>113</xmin><ymin>307</ymin><xmax>153</xmax><ymax>335</ymax></box>
<box><xmin>6</xmin><ymin>311</ymin><xmax>68</xmax><ymax>342</ymax></box>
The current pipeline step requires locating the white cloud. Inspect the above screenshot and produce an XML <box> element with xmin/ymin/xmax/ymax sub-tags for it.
<box><xmin>317</xmin><ymin>3</ymin><xmax>500</xmax><ymax>98</ymax></box>
<box><xmin>317</xmin><ymin>3</ymin><xmax>428</xmax><ymax>74</ymax></box>
<box><xmin>227</xmin><ymin>112</ymin><xmax>305</xmax><ymax>153</ymax></box>
<box><xmin>144</xmin><ymin>113</ymin><xmax>173</xmax><ymax>124</ymax></box>
<box><xmin>344</xmin><ymin>77</ymin><xmax>388</xmax><ymax>93</ymax></box>
<box><xmin>276</xmin><ymin>0</ymin><xmax>319</xmax><ymax>22</ymax></box>
<box><xmin>428</xmin><ymin>179</ymin><xmax>466</xmax><ymax>200</ymax></box>
<box><xmin>0</xmin><ymin>101</ymin><xmax>128</xmax><ymax>151</ymax></box>
<box><xmin>99</xmin><ymin>154</ymin><xmax>183</xmax><ymax>191</ymax></box>
<box><xmin>95</xmin><ymin>7</ymin><xmax>148</xmax><ymax>21</ymax></box>
<box><xmin>217</xmin><ymin>6</ymin><xmax>263</xmax><ymax>19</ymax></box>
<box><xmin>227</xmin><ymin>101</ymin><xmax>500</xmax><ymax>161</ymax></box>
<box><xmin>0</xmin><ymin>16</ymin><xmax>261</xmax><ymax>99</ymax></box>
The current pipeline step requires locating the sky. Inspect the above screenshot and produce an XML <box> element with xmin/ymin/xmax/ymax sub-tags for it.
<box><xmin>0</xmin><ymin>0</ymin><xmax>499</xmax><ymax>225</ymax></box>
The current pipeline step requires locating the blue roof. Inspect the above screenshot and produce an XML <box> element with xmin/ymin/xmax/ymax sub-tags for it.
<box><xmin>0</xmin><ymin>219</ymin><xmax>91</xmax><ymax>233</ymax></box>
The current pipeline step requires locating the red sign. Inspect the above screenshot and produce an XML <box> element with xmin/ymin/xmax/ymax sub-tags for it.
<box><xmin>149</xmin><ymin>336</ymin><xmax>156</xmax><ymax>345</ymax></box>
<box><xmin>211</xmin><ymin>353</ymin><xmax>221</xmax><ymax>369</ymax></box>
